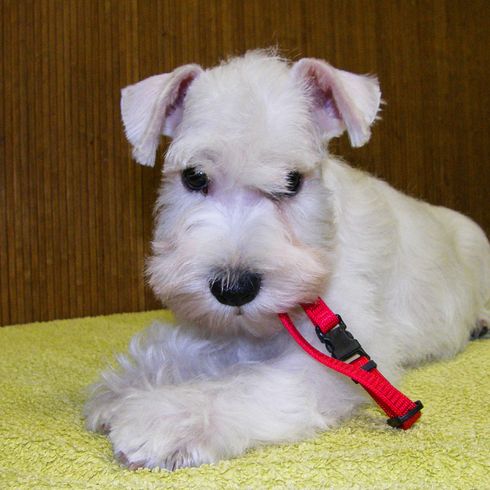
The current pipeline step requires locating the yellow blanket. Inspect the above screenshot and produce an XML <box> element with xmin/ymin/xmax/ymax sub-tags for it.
<box><xmin>1</xmin><ymin>311</ymin><xmax>488</xmax><ymax>489</ymax></box>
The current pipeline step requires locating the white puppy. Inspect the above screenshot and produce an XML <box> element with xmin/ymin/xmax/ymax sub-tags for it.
<box><xmin>84</xmin><ymin>50</ymin><xmax>490</xmax><ymax>470</ymax></box>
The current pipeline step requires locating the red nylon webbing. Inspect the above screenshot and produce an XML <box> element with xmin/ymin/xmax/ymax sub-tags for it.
<box><xmin>278</xmin><ymin>298</ymin><xmax>422</xmax><ymax>430</ymax></box>
<box><xmin>300</xmin><ymin>298</ymin><xmax>339</xmax><ymax>333</ymax></box>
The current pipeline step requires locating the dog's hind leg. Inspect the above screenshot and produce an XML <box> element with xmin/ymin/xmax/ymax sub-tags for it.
<box><xmin>471</xmin><ymin>302</ymin><xmax>490</xmax><ymax>340</ymax></box>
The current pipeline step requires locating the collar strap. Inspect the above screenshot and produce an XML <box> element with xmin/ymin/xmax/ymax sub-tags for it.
<box><xmin>278</xmin><ymin>297</ymin><xmax>423</xmax><ymax>430</ymax></box>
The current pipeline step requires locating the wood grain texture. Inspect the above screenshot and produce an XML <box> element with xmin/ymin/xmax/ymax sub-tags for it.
<box><xmin>1</xmin><ymin>0</ymin><xmax>489</xmax><ymax>326</ymax></box>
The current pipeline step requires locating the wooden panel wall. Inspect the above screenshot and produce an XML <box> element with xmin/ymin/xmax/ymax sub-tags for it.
<box><xmin>1</xmin><ymin>0</ymin><xmax>489</xmax><ymax>326</ymax></box>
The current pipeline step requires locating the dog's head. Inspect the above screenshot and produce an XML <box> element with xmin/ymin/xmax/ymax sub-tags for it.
<box><xmin>121</xmin><ymin>51</ymin><xmax>381</xmax><ymax>336</ymax></box>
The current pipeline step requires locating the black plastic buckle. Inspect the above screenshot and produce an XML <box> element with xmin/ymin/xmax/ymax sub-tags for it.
<box><xmin>387</xmin><ymin>401</ymin><xmax>424</xmax><ymax>428</ymax></box>
<box><xmin>315</xmin><ymin>315</ymin><xmax>370</xmax><ymax>363</ymax></box>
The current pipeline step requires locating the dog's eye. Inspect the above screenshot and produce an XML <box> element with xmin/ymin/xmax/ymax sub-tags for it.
<box><xmin>270</xmin><ymin>171</ymin><xmax>303</xmax><ymax>200</ymax></box>
<box><xmin>182</xmin><ymin>167</ymin><xmax>209</xmax><ymax>194</ymax></box>
<box><xmin>285</xmin><ymin>171</ymin><xmax>303</xmax><ymax>195</ymax></box>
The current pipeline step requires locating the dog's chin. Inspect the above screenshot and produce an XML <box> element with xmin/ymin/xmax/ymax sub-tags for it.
<box><xmin>219</xmin><ymin>310</ymin><xmax>280</xmax><ymax>338</ymax></box>
<box><xmin>164</xmin><ymin>296</ymin><xmax>295</xmax><ymax>338</ymax></box>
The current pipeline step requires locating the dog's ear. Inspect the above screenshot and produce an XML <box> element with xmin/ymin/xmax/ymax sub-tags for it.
<box><xmin>291</xmin><ymin>58</ymin><xmax>381</xmax><ymax>147</ymax></box>
<box><xmin>121</xmin><ymin>64</ymin><xmax>203</xmax><ymax>166</ymax></box>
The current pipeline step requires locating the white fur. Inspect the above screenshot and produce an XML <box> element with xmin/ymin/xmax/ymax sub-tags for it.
<box><xmin>85</xmin><ymin>50</ymin><xmax>490</xmax><ymax>470</ymax></box>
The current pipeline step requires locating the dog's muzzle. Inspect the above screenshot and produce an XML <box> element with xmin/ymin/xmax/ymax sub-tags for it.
<box><xmin>209</xmin><ymin>270</ymin><xmax>262</xmax><ymax>307</ymax></box>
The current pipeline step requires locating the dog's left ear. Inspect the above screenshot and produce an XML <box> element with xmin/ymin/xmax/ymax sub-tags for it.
<box><xmin>291</xmin><ymin>58</ymin><xmax>381</xmax><ymax>147</ymax></box>
<box><xmin>121</xmin><ymin>64</ymin><xmax>203</xmax><ymax>166</ymax></box>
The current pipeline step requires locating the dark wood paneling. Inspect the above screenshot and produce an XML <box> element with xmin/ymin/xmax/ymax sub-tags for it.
<box><xmin>1</xmin><ymin>0</ymin><xmax>489</xmax><ymax>326</ymax></box>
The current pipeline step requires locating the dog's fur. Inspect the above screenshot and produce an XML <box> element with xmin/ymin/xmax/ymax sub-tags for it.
<box><xmin>84</xmin><ymin>50</ymin><xmax>490</xmax><ymax>470</ymax></box>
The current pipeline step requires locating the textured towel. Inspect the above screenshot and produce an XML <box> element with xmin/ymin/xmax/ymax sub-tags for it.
<box><xmin>0</xmin><ymin>311</ymin><xmax>488</xmax><ymax>489</ymax></box>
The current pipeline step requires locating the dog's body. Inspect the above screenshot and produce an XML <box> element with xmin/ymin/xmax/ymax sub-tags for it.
<box><xmin>85</xmin><ymin>51</ymin><xmax>490</xmax><ymax>470</ymax></box>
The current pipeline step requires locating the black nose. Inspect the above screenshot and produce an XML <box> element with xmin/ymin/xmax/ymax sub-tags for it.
<box><xmin>209</xmin><ymin>270</ymin><xmax>262</xmax><ymax>307</ymax></box>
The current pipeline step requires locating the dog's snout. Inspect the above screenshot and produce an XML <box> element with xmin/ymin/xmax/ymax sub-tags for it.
<box><xmin>209</xmin><ymin>270</ymin><xmax>262</xmax><ymax>307</ymax></box>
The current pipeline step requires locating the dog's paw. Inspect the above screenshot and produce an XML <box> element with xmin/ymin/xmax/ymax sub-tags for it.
<box><xmin>115</xmin><ymin>447</ymin><xmax>204</xmax><ymax>471</ymax></box>
<box><xmin>115</xmin><ymin>449</ymin><xmax>200</xmax><ymax>471</ymax></box>
<box><xmin>470</xmin><ymin>319</ymin><xmax>489</xmax><ymax>340</ymax></box>
<box><xmin>109</xmin><ymin>425</ymin><xmax>217</xmax><ymax>470</ymax></box>
<box><xmin>106</xmin><ymin>390</ymin><xmax>231</xmax><ymax>470</ymax></box>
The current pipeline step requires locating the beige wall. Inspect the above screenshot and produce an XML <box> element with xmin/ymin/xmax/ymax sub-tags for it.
<box><xmin>1</xmin><ymin>0</ymin><xmax>489</xmax><ymax>325</ymax></box>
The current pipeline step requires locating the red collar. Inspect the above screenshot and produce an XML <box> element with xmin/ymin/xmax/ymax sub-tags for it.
<box><xmin>278</xmin><ymin>297</ymin><xmax>423</xmax><ymax>430</ymax></box>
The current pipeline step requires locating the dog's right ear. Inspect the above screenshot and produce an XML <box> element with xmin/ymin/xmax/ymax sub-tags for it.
<box><xmin>121</xmin><ymin>64</ymin><xmax>202</xmax><ymax>166</ymax></box>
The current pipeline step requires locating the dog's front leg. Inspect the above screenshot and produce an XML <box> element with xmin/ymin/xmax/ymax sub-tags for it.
<box><xmin>84</xmin><ymin>321</ymin><xmax>290</xmax><ymax>435</ymax></box>
<box><xmin>106</xmin><ymin>351</ymin><xmax>364</xmax><ymax>470</ymax></box>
